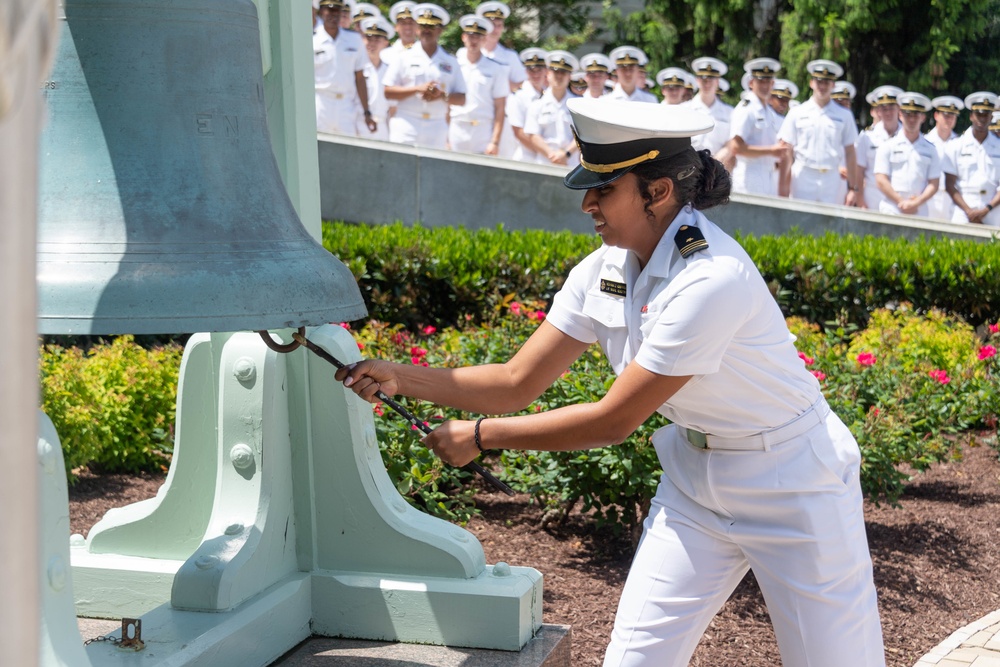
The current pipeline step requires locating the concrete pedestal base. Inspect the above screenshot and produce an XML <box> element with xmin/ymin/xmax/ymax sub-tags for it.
<box><xmin>272</xmin><ymin>624</ymin><xmax>572</xmax><ymax>667</ymax></box>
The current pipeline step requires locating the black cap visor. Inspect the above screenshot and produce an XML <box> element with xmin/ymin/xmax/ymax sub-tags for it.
<box><xmin>564</xmin><ymin>135</ymin><xmax>691</xmax><ymax>190</ymax></box>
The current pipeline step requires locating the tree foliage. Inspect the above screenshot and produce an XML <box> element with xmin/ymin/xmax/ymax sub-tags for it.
<box><xmin>600</xmin><ymin>0</ymin><xmax>1000</xmax><ymax>120</ymax></box>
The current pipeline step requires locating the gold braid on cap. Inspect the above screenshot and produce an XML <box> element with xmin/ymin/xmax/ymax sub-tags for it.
<box><xmin>580</xmin><ymin>150</ymin><xmax>661</xmax><ymax>174</ymax></box>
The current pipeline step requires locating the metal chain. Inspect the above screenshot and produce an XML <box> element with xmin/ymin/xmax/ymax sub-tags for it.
<box><xmin>83</xmin><ymin>635</ymin><xmax>121</xmax><ymax>647</ymax></box>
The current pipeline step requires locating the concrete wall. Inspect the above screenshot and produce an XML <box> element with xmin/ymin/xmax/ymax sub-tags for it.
<box><xmin>318</xmin><ymin>134</ymin><xmax>1000</xmax><ymax>244</ymax></box>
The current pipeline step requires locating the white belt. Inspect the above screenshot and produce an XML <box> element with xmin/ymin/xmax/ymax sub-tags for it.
<box><xmin>398</xmin><ymin>109</ymin><xmax>446</xmax><ymax>121</ymax></box>
<box><xmin>681</xmin><ymin>397</ymin><xmax>830</xmax><ymax>451</ymax></box>
<box><xmin>801</xmin><ymin>164</ymin><xmax>837</xmax><ymax>173</ymax></box>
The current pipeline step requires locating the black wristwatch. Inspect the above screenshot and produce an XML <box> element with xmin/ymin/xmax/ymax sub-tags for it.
<box><xmin>364</xmin><ymin>110</ymin><xmax>372</xmax><ymax>117</ymax></box>
<box><xmin>564</xmin><ymin>150</ymin><xmax>572</xmax><ymax>158</ymax></box>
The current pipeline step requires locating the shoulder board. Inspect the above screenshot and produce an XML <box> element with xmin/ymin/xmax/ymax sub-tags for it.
<box><xmin>740</xmin><ymin>99</ymin><xmax>750</xmax><ymax>107</ymax></box>
<box><xmin>675</xmin><ymin>225</ymin><xmax>709</xmax><ymax>258</ymax></box>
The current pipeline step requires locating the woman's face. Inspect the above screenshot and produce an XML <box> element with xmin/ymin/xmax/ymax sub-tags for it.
<box><xmin>581</xmin><ymin>172</ymin><xmax>670</xmax><ymax>262</ymax></box>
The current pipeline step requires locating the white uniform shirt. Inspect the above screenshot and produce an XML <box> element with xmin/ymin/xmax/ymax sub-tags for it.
<box><xmin>607</xmin><ymin>84</ymin><xmax>658</xmax><ymax>104</ymax></box>
<box><xmin>546</xmin><ymin>206</ymin><xmax>819</xmax><ymax>437</ymax></box>
<box><xmin>777</xmin><ymin>97</ymin><xmax>859</xmax><ymax>170</ymax></box>
<box><xmin>925</xmin><ymin>128</ymin><xmax>958</xmax><ymax>219</ymax></box>
<box><xmin>314</xmin><ymin>28</ymin><xmax>366</xmax><ymax>96</ymax></box>
<box><xmin>581</xmin><ymin>89</ymin><xmax>605</xmax><ymax>99</ymax></box>
<box><xmin>451</xmin><ymin>49</ymin><xmax>508</xmax><ymax>122</ymax></box>
<box><xmin>729</xmin><ymin>95</ymin><xmax>782</xmax><ymax>195</ymax></box>
<box><xmin>383</xmin><ymin>44</ymin><xmax>466</xmax><ymax>121</ymax></box>
<box><xmin>361</xmin><ymin>59</ymin><xmax>389</xmax><ymax>122</ymax></box>
<box><xmin>856</xmin><ymin>121</ymin><xmax>899</xmax><ymax>209</ymax></box>
<box><xmin>523</xmin><ymin>90</ymin><xmax>579</xmax><ymax>168</ymax></box>
<box><xmin>684</xmin><ymin>96</ymin><xmax>734</xmax><ymax>155</ymax></box>
<box><xmin>942</xmin><ymin>128</ymin><xmax>1000</xmax><ymax>225</ymax></box>
<box><xmin>873</xmin><ymin>132</ymin><xmax>941</xmax><ymax>214</ymax></box>
<box><xmin>506</xmin><ymin>84</ymin><xmax>544</xmax><ymax>162</ymax></box>
<box><xmin>483</xmin><ymin>42</ymin><xmax>526</xmax><ymax>88</ymax></box>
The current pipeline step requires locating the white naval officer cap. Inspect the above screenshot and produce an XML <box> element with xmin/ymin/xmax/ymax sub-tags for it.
<box><xmin>413</xmin><ymin>2</ymin><xmax>449</xmax><ymax>26</ymax></box>
<box><xmin>717</xmin><ymin>78</ymin><xmax>730</xmax><ymax>92</ymax></box>
<box><xmin>571</xmin><ymin>70</ymin><xmax>587</xmax><ymax>85</ymax></box>
<box><xmin>865</xmin><ymin>85</ymin><xmax>904</xmax><ymax>106</ymax></box>
<box><xmin>519</xmin><ymin>47</ymin><xmax>548</xmax><ymax>67</ymax></box>
<box><xmin>692</xmin><ymin>56</ymin><xmax>728</xmax><ymax>78</ymax></box>
<box><xmin>458</xmin><ymin>14</ymin><xmax>493</xmax><ymax>34</ymax></box>
<box><xmin>342</xmin><ymin>0</ymin><xmax>356</xmax><ymax>16</ymax></box>
<box><xmin>740</xmin><ymin>72</ymin><xmax>751</xmax><ymax>92</ymax></box>
<box><xmin>991</xmin><ymin>112</ymin><xmax>1000</xmax><ymax>130</ymax></box>
<box><xmin>656</xmin><ymin>67</ymin><xmax>688</xmax><ymax>87</ymax></box>
<box><xmin>359</xmin><ymin>16</ymin><xmax>396</xmax><ymax>39</ymax></box>
<box><xmin>389</xmin><ymin>0</ymin><xmax>416</xmax><ymax>21</ymax></box>
<box><xmin>684</xmin><ymin>71</ymin><xmax>699</xmax><ymax>92</ymax></box>
<box><xmin>773</xmin><ymin>79</ymin><xmax>800</xmax><ymax>99</ymax></box>
<box><xmin>806</xmin><ymin>59</ymin><xmax>843</xmax><ymax>80</ymax></box>
<box><xmin>831</xmin><ymin>80</ymin><xmax>856</xmax><ymax>100</ymax></box>
<box><xmin>546</xmin><ymin>50</ymin><xmax>579</xmax><ymax>72</ymax></box>
<box><xmin>898</xmin><ymin>91</ymin><xmax>932</xmax><ymax>113</ymax></box>
<box><xmin>743</xmin><ymin>57</ymin><xmax>781</xmax><ymax>77</ymax></box>
<box><xmin>318</xmin><ymin>0</ymin><xmax>347</xmax><ymax>9</ymax></box>
<box><xmin>580</xmin><ymin>53</ymin><xmax>612</xmax><ymax>73</ymax></box>
<box><xmin>965</xmin><ymin>91</ymin><xmax>1000</xmax><ymax>112</ymax></box>
<box><xmin>352</xmin><ymin>2</ymin><xmax>382</xmax><ymax>22</ymax></box>
<box><xmin>475</xmin><ymin>1</ymin><xmax>510</xmax><ymax>19</ymax></box>
<box><xmin>931</xmin><ymin>95</ymin><xmax>964</xmax><ymax>114</ymax></box>
<box><xmin>609</xmin><ymin>45</ymin><xmax>649</xmax><ymax>68</ymax></box>
<box><xmin>563</xmin><ymin>97</ymin><xmax>713</xmax><ymax>190</ymax></box>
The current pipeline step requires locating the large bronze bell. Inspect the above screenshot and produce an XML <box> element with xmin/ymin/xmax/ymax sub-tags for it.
<box><xmin>37</xmin><ymin>0</ymin><xmax>366</xmax><ymax>334</ymax></box>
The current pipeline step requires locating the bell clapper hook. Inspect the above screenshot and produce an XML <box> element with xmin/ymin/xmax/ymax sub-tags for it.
<box><xmin>256</xmin><ymin>328</ymin><xmax>514</xmax><ymax>496</ymax></box>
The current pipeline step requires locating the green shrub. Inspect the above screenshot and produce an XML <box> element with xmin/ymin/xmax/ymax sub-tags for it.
<box><xmin>39</xmin><ymin>336</ymin><xmax>182</xmax><ymax>479</ymax></box>
<box><xmin>325</xmin><ymin>221</ymin><xmax>1000</xmax><ymax>329</ymax></box>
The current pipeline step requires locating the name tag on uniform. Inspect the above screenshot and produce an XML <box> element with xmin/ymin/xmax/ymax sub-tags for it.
<box><xmin>600</xmin><ymin>279</ymin><xmax>627</xmax><ymax>297</ymax></box>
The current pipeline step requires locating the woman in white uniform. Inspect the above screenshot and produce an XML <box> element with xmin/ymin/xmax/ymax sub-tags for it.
<box><xmin>336</xmin><ymin>98</ymin><xmax>886</xmax><ymax>667</ymax></box>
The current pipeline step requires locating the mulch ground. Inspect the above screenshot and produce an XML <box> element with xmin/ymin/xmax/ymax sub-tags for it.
<box><xmin>69</xmin><ymin>435</ymin><xmax>1000</xmax><ymax>666</ymax></box>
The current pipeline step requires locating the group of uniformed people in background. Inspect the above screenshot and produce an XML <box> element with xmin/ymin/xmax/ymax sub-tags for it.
<box><xmin>313</xmin><ymin>0</ymin><xmax>1000</xmax><ymax>227</ymax></box>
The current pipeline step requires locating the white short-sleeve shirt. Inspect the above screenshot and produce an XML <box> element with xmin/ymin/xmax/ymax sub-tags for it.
<box><xmin>873</xmin><ymin>132</ymin><xmax>941</xmax><ymax>196</ymax></box>
<box><xmin>383</xmin><ymin>44</ymin><xmax>466</xmax><ymax>120</ymax></box>
<box><xmin>684</xmin><ymin>96</ymin><xmax>734</xmax><ymax>155</ymax></box>
<box><xmin>451</xmin><ymin>50</ymin><xmax>509</xmax><ymax>122</ymax></box>
<box><xmin>545</xmin><ymin>207</ymin><xmax>820</xmax><ymax>437</ymax></box>
<box><xmin>523</xmin><ymin>90</ymin><xmax>579</xmax><ymax>167</ymax></box>
<box><xmin>942</xmin><ymin>128</ymin><xmax>1000</xmax><ymax>192</ymax></box>
<box><xmin>777</xmin><ymin>97</ymin><xmax>859</xmax><ymax>170</ymax></box>
<box><xmin>606</xmin><ymin>84</ymin><xmax>658</xmax><ymax>104</ymax></box>
<box><xmin>483</xmin><ymin>42</ymin><xmax>526</xmax><ymax>87</ymax></box>
<box><xmin>314</xmin><ymin>28</ymin><xmax>367</xmax><ymax>97</ymax></box>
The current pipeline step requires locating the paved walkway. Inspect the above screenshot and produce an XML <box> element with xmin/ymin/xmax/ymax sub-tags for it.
<box><xmin>914</xmin><ymin>610</ymin><xmax>1000</xmax><ymax>667</ymax></box>
<box><xmin>82</xmin><ymin>610</ymin><xmax>1000</xmax><ymax>665</ymax></box>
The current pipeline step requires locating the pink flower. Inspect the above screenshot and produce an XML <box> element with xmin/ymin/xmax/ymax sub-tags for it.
<box><xmin>856</xmin><ymin>352</ymin><xmax>877</xmax><ymax>366</ymax></box>
<box><xmin>337</xmin><ymin>322</ymin><xmax>351</xmax><ymax>330</ymax></box>
<box><xmin>411</xmin><ymin>356</ymin><xmax>422</xmax><ymax>365</ymax></box>
<box><xmin>870</xmin><ymin>407</ymin><xmax>880</xmax><ymax>417</ymax></box>
<box><xmin>373</xmin><ymin>405</ymin><xmax>384</xmax><ymax>417</ymax></box>
<box><xmin>979</xmin><ymin>345</ymin><xmax>997</xmax><ymax>360</ymax></box>
<box><xmin>510</xmin><ymin>302</ymin><xmax>522</xmax><ymax>316</ymax></box>
<box><xmin>410</xmin><ymin>346</ymin><xmax>427</xmax><ymax>357</ymax></box>
<box><xmin>391</xmin><ymin>331</ymin><xmax>411</xmax><ymax>345</ymax></box>
<box><xmin>357</xmin><ymin>342</ymin><xmax>365</xmax><ymax>351</ymax></box>
<box><xmin>533</xmin><ymin>311</ymin><xmax>546</xmax><ymax>321</ymax></box>
<box><xmin>928</xmin><ymin>369</ymin><xmax>950</xmax><ymax>385</ymax></box>
<box><xmin>798</xmin><ymin>351</ymin><xmax>815</xmax><ymax>366</ymax></box>
<box><xmin>421</xmin><ymin>362</ymin><xmax>429</xmax><ymax>367</ymax></box>
<box><xmin>810</xmin><ymin>370</ymin><xmax>826</xmax><ymax>381</ymax></box>
<box><xmin>989</xmin><ymin>323</ymin><xmax>999</xmax><ymax>334</ymax></box>
<box><xmin>422</xmin><ymin>325</ymin><xmax>437</xmax><ymax>335</ymax></box>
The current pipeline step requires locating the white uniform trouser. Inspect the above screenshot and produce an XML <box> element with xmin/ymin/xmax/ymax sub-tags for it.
<box><xmin>878</xmin><ymin>192</ymin><xmax>928</xmax><ymax>218</ymax></box>
<box><xmin>731</xmin><ymin>157</ymin><xmax>778</xmax><ymax>197</ymax></box>
<box><xmin>356</xmin><ymin>113</ymin><xmax>389</xmax><ymax>141</ymax></box>
<box><xmin>316</xmin><ymin>92</ymin><xmax>359</xmax><ymax>136</ymax></box>
<box><xmin>951</xmin><ymin>186</ymin><xmax>1000</xmax><ymax>226</ymax></box>
<box><xmin>604</xmin><ymin>401</ymin><xmax>885</xmax><ymax>667</ymax></box>
<box><xmin>388</xmin><ymin>112</ymin><xmax>448</xmax><ymax>149</ymax></box>
<box><xmin>448</xmin><ymin>117</ymin><xmax>493</xmax><ymax>154</ymax></box>
<box><xmin>790</xmin><ymin>162</ymin><xmax>844</xmax><ymax>204</ymax></box>
<box><xmin>926</xmin><ymin>178</ymin><xmax>954</xmax><ymax>221</ymax></box>
<box><xmin>862</xmin><ymin>176</ymin><xmax>889</xmax><ymax>211</ymax></box>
